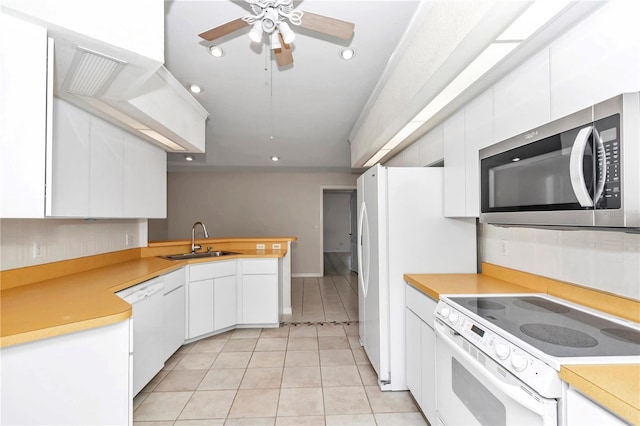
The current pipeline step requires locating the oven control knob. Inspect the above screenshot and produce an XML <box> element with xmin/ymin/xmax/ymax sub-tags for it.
<box><xmin>511</xmin><ymin>354</ymin><xmax>528</xmax><ymax>372</ymax></box>
<box><xmin>448</xmin><ymin>311</ymin><xmax>459</xmax><ymax>324</ymax></box>
<box><xmin>495</xmin><ymin>343</ymin><xmax>510</xmax><ymax>360</ymax></box>
<box><xmin>440</xmin><ymin>307</ymin><xmax>451</xmax><ymax>319</ymax></box>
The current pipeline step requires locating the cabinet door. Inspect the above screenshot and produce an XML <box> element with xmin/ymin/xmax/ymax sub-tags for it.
<box><xmin>565</xmin><ymin>386</ymin><xmax>629</xmax><ymax>426</ymax></box>
<box><xmin>188</xmin><ymin>279</ymin><xmax>214</xmax><ymax>338</ymax></box>
<box><xmin>463</xmin><ymin>89</ymin><xmax>493</xmax><ymax>217</ymax></box>
<box><xmin>89</xmin><ymin>118</ymin><xmax>123</xmax><ymax>217</ymax></box>
<box><xmin>0</xmin><ymin>14</ymin><xmax>49</xmax><ymax>218</ymax></box>
<box><xmin>493</xmin><ymin>49</ymin><xmax>550</xmax><ymax>143</ymax></box>
<box><xmin>48</xmin><ymin>98</ymin><xmax>91</xmax><ymax>216</ymax></box>
<box><xmin>443</xmin><ymin>109</ymin><xmax>466</xmax><ymax>217</ymax></box>
<box><xmin>0</xmin><ymin>320</ymin><xmax>130</xmax><ymax>425</ymax></box>
<box><xmin>214</xmin><ymin>275</ymin><xmax>237</xmax><ymax>331</ymax></box>
<box><xmin>405</xmin><ymin>308</ymin><xmax>422</xmax><ymax>404</ymax></box>
<box><xmin>241</xmin><ymin>274</ymin><xmax>278</xmax><ymax>325</ymax></box>
<box><xmin>420</xmin><ymin>322</ymin><xmax>437</xmax><ymax>424</ymax></box>
<box><xmin>123</xmin><ymin>133</ymin><xmax>166</xmax><ymax>218</ymax></box>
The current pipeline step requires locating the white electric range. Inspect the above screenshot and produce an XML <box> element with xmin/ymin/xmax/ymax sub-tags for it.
<box><xmin>433</xmin><ymin>293</ymin><xmax>640</xmax><ymax>426</ymax></box>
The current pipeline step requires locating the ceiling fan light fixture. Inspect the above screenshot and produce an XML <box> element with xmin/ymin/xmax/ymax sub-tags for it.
<box><xmin>340</xmin><ymin>47</ymin><xmax>355</xmax><ymax>60</ymax></box>
<box><xmin>270</xmin><ymin>32</ymin><xmax>282</xmax><ymax>50</ymax></box>
<box><xmin>208</xmin><ymin>45</ymin><xmax>225</xmax><ymax>57</ymax></box>
<box><xmin>262</xmin><ymin>8</ymin><xmax>279</xmax><ymax>33</ymax></box>
<box><xmin>187</xmin><ymin>83</ymin><xmax>203</xmax><ymax>94</ymax></box>
<box><xmin>249</xmin><ymin>21</ymin><xmax>264</xmax><ymax>42</ymax></box>
<box><xmin>278</xmin><ymin>21</ymin><xmax>295</xmax><ymax>44</ymax></box>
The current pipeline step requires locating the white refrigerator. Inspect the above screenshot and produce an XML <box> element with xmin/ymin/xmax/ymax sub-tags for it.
<box><xmin>357</xmin><ymin>165</ymin><xmax>477</xmax><ymax>391</ymax></box>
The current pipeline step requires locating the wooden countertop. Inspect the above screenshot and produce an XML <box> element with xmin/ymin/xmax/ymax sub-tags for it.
<box><xmin>560</xmin><ymin>364</ymin><xmax>640</xmax><ymax>425</ymax></box>
<box><xmin>404</xmin><ymin>263</ymin><xmax>640</xmax><ymax>424</ymax></box>
<box><xmin>1</xmin><ymin>239</ymin><xmax>292</xmax><ymax>348</ymax></box>
<box><xmin>404</xmin><ymin>272</ymin><xmax>536</xmax><ymax>300</ymax></box>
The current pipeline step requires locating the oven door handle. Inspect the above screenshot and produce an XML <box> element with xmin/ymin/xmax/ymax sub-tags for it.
<box><xmin>435</xmin><ymin>324</ymin><xmax>548</xmax><ymax>416</ymax></box>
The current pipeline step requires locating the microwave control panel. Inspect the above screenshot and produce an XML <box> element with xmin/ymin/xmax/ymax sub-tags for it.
<box><xmin>596</xmin><ymin>113</ymin><xmax>621</xmax><ymax>209</ymax></box>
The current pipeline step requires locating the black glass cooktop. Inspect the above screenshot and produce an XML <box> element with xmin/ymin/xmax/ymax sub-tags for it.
<box><xmin>448</xmin><ymin>295</ymin><xmax>640</xmax><ymax>358</ymax></box>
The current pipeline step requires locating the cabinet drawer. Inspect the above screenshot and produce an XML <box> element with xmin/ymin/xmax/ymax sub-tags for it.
<box><xmin>190</xmin><ymin>260</ymin><xmax>236</xmax><ymax>281</ymax></box>
<box><xmin>241</xmin><ymin>259</ymin><xmax>277</xmax><ymax>275</ymax></box>
<box><xmin>163</xmin><ymin>268</ymin><xmax>185</xmax><ymax>294</ymax></box>
<box><xmin>406</xmin><ymin>284</ymin><xmax>437</xmax><ymax>326</ymax></box>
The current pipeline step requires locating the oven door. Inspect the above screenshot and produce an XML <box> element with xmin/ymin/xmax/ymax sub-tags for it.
<box><xmin>435</xmin><ymin>319</ymin><xmax>557</xmax><ymax>426</ymax></box>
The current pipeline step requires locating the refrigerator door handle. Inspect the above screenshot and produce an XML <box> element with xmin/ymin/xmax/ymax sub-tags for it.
<box><xmin>357</xmin><ymin>201</ymin><xmax>370</xmax><ymax>297</ymax></box>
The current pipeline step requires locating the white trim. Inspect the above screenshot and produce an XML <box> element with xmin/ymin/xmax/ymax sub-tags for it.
<box><xmin>292</xmin><ymin>273</ymin><xmax>323</xmax><ymax>278</ymax></box>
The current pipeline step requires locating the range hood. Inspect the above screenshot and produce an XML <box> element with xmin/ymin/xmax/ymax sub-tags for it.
<box><xmin>54</xmin><ymin>42</ymin><xmax>208</xmax><ymax>153</ymax></box>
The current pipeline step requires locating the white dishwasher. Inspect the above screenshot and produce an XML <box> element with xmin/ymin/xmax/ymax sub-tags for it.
<box><xmin>117</xmin><ymin>278</ymin><xmax>164</xmax><ymax>396</ymax></box>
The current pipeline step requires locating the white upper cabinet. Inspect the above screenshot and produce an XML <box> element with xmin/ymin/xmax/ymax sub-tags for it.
<box><xmin>90</xmin><ymin>118</ymin><xmax>124</xmax><ymax>218</ymax></box>
<box><xmin>443</xmin><ymin>109</ymin><xmax>466</xmax><ymax>217</ymax></box>
<box><xmin>123</xmin><ymin>133</ymin><xmax>167</xmax><ymax>218</ymax></box>
<box><xmin>493</xmin><ymin>49</ymin><xmax>551</xmax><ymax>143</ymax></box>
<box><xmin>48</xmin><ymin>98</ymin><xmax>166</xmax><ymax>218</ymax></box>
<box><xmin>549</xmin><ymin>1</ymin><xmax>640</xmax><ymax>119</ymax></box>
<box><xmin>0</xmin><ymin>14</ymin><xmax>50</xmax><ymax>218</ymax></box>
<box><xmin>48</xmin><ymin>99</ymin><xmax>90</xmax><ymax>217</ymax></box>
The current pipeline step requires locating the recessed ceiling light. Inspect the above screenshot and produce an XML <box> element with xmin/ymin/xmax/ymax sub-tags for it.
<box><xmin>339</xmin><ymin>48</ymin><xmax>355</xmax><ymax>60</ymax></box>
<box><xmin>208</xmin><ymin>45</ymin><xmax>225</xmax><ymax>58</ymax></box>
<box><xmin>187</xmin><ymin>83</ymin><xmax>203</xmax><ymax>94</ymax></box>
<box><xmin>270</xmin><ymin>156</ymin><xmax>279</xmax><ymax>162</ymax></box>
<box><xmin>184</xmin><ymin>155</ymin><xmax>194</xmax><ymax>161</ymax></box>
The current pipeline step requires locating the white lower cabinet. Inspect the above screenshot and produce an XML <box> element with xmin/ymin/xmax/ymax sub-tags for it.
<box><xmin>187</xmin><ymin>261</ymin><xmax>237</xmax><ymax>339</ymax></box>
<box><xmin>565</xmin><ymin>386</ymin><xmax>630</xmax><ymax>426</ymax></box>
<box><xmin>214</xmin><ymin>275</ymin><xmax>238</xmax><ymax>330</ymax></box>
<box><xmin>239</xmin><ymin>259</ymin><xmax>279</xmax><ymax>326</ymax></box>
<box><xmin>405</xmin><ymin>283</ymin><xmax>437</xmax><ymax>424</ymax></box>
<box><xmin>0</xmin><ymin>320</ymin><xmax>131</xmax><ymax>425</ymax></box>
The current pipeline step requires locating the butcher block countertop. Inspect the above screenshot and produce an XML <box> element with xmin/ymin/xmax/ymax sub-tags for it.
<box><xmin>405</xmin><ymin>263</ymin><xmax>640</xmax><ymax>425</ymax></box>
<box><xmin>0</xmin><ymin>237</ymin><xmax>295</xmax><ymax>348</ymax></box>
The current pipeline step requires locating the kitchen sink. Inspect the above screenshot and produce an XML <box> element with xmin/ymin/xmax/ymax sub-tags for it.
<box><xmin>161</xmin><ymin>250</ymin><xmax>240</xmax><ymax>260</ymax></box>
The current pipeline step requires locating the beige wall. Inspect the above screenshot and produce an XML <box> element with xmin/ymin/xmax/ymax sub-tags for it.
<box><xmin>151</xmin><ymin>171</ymin><xmax>358</xmax><ymax>276</ymax></box>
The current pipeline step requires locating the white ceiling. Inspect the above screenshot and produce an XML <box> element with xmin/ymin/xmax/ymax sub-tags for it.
<box><xmin>164</xmin><ymin>0</ymin><xmax>421</xmax><ymax>171</ymax></box>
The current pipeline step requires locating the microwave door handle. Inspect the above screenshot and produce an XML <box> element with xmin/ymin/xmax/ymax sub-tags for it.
<box><xmin>569</xmin><ymin>126</ymin><xmax>595</xmax><ymax>207</ymax></box>
<box><xmin>592</xmin><ymin>128</ymin><xmax>607</xmax><ymax>205</ymax></box>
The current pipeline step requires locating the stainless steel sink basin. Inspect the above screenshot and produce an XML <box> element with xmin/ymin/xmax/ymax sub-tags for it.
<box><xmin>161</xmin><ymin>250</ymin><xmax>240</xmax><ymax>260</ymax></box>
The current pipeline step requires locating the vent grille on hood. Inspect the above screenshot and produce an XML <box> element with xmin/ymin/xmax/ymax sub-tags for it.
<box><xmin>63</xmin><ymin>47</ymin><xmax>126</xmax><ymax>97</ymax></box>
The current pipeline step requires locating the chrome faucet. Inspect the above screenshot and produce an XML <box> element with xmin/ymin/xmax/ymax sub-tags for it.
<box><xmin>191</xmin><ymin>221</ymin><xmax>209</xmax><ymax>253</ymax></box>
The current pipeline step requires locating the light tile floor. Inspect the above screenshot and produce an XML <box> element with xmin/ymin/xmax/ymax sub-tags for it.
<box><xmin>133</xmin><ymin>253</ymin><xmax>428</xmax><ymax>426</ymax></box>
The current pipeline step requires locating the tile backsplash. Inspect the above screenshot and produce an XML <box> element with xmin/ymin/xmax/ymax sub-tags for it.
<box><xmin>0</xmin><ymin>219</ymin><xmax>147</xmax><ymax>271</ymax></box>
<box><xmin>480</xmin><ymin>224</ymin><xmax>640</xmax><ymax>301</ymax></box>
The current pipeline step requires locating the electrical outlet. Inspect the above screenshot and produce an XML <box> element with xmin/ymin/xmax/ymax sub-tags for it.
<box><xmin>32</xmin><ymin>242</ymin><xmax>43</xmax><ymax>258</ymax></box>
<box><xmin>125</xmin><ymin>234</ymin><xmax>135</xmax><ymax>247</ymax></box>
<box><xmin>500</xmin><ymin>240</ymin><xmax>508</xmax><ymax>256</ymax></box>
<box><xmin>272</xmin><ymin>243</ymin><xmax>281</xmax><ymax>249</ymax></box>
<box><xmin>256</xmin><ymin>243</ymin><xmax>266</xmax><ymax>250</ymax></box>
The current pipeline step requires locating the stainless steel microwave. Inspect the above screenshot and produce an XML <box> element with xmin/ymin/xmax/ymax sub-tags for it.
<box><xmin>480</xmin><ymin>92</ymin><xmax>639</xmax><ymax>229</ymax></box>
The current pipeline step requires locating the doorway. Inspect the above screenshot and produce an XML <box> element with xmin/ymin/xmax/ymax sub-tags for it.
<box><xmin>321</xmin><ymin>187</ymin><xmax>357</xmax><ymax>277</ymax></box>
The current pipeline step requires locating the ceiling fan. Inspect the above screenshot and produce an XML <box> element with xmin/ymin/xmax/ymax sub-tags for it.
<box><xmin>198</xmin><ymin>0</ymin><xmax>355</xmax><ymax>66</ymax></box>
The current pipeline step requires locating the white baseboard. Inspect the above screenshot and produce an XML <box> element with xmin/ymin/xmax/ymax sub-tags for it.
<box><xmin>292</xmin><ymin>272</ymin><xmax>323</xmax><ymax>278</ymax></box>
<box><xmin>282</xmin><ymin>307</ymin><xmax>292</xmax><ymax>315</ymax></box>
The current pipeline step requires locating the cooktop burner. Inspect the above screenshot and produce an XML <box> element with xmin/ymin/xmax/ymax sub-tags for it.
<box><xmin>447</xmin><ymin>295</ymin><xmax>640</xmax><ymax>358</ymax></box>
<box><xmin>520</xmin><ymin>323</ymin><xmax>598</xmax><ymax>348</ymax></box>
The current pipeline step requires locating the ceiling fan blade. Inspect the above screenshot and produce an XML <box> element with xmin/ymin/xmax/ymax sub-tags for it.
<box><xmin>298</xmin><ymin>11</ymin><xmax>355</xmax><ymax>40</ymax></box>
<box><xmin>275</xmin><ymin>33</ymin><xmax>294</xmax><ymax>66</ymax></box>
<box><xmin>198</xmin><ymin>17</ymin><xmax>248</xmax><ymax>41</ymax></box>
